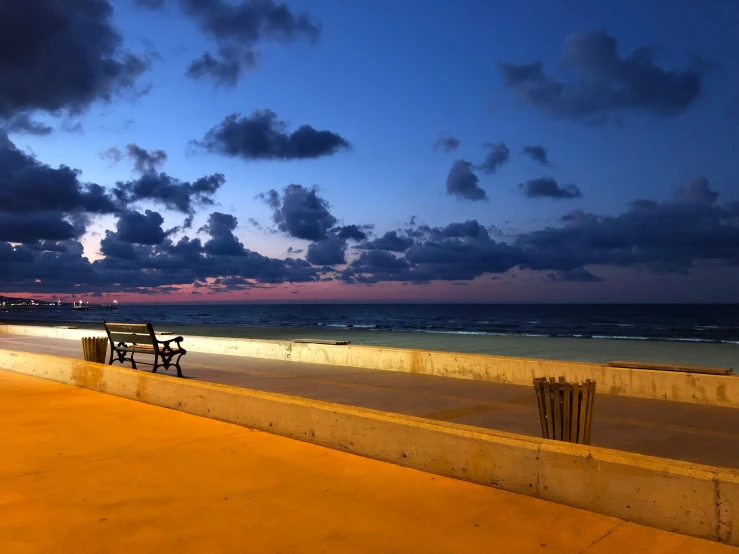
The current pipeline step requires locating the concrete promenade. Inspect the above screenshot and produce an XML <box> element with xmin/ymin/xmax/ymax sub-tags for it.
<box><xmin>1</xmin><ymin>369</ymin><xmax>735</xmax><ymax>553</ymax></box>
<box><xmin>2</xmin><ymin>334</ymin><xmax>739</xmax><ymax>469</ymax></box>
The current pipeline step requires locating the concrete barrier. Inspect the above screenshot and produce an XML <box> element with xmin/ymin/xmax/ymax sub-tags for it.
<box><xmin>0</xmin><ymin>347</ymin><xmax>736</xmax><ymax>546</ymax></box>
<box><xmin>2</xmin><ymin>324</ymin><xmax>738</xmax><ymax>408</ymax></box>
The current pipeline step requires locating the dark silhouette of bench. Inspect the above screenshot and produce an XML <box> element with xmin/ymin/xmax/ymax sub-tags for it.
<box><xmin>103</xmin><ymin>322</ymin><xmax>186</xmax><ymax>378</ymax></box>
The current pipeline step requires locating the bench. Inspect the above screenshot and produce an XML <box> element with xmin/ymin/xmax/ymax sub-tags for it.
<box><xmin>103</xmin><ymin>322</ymin><xmax>187</xmax><ymax>378</ymax></box>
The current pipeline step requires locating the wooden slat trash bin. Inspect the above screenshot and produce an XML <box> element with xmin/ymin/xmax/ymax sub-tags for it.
<box><xmin>533</xmin><ymin>377</ymin><xmax>596</xmax><ymax>445</ymax></box>
<box><xmin>81</xmin><ymin>337</ymin><xmax>108</xmax><ymax>364</ymax></box>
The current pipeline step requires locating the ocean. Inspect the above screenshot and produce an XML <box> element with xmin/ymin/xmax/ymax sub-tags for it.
<box><xmin>2</xmin><ymin>303</ymin><xmax>738</xmax><ymax>345</ymax></box>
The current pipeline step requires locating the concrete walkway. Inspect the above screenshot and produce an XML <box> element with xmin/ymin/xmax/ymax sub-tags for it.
<box><xmin>2</xmin><ymin>334</ymin><xmax>739</xmax><ymax>469</ymax></box>
<box><xmin>1</xmin><ymin>369</ymin><xmax>735</xmax><ymax>553</ymax></box>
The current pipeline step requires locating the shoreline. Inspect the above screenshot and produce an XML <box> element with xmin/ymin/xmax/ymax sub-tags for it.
<box><xmin>2</xmin><ymin>318</ymin><xmax>739</xmax><ymax>368</ymax></box>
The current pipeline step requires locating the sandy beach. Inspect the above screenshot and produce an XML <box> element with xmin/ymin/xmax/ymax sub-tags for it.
<box><xmin>3</xmin><ymin>318</ymin><xmax>739</xmax><ymax>369</ymax></box>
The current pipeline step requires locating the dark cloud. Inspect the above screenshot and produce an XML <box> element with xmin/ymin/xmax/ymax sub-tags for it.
<box><xmin>431</xmin><ymin>220</ymin><xmax>487</xmax><ymax>239</ymax></box>
<box><xmin>516</xmin><ymin>179</ymin><xmax>739</xmax><ymax>272</ymax></box>
<box><xmin>3</xmin><ymin>114</ymin><xmax>53</xmax><ymax>136</ymax></box>
<box><xmin>0</xmin><ymin>213</ymin><xmax>79</xmax><ymax>243</ymax></box>
<box><xmin>196</xmin><ymin>110</ymin><xmax>350</xmax><ymax>161</ymax></box>
<box><xmin>498</xmin><ymin>31</ymin><xmax>702</xmax><ymax>123</ymax></box>
<box><xmin>263</xmin><ymin>184</ymin><xmax>337</xmax><ymax>241</ymax></box>
<box><xmin>100</xmin><ymin>233</ymin><xmax>139</xmax><ymax>261</ymax></box>
<box><xmin>340</xmin><ymin>251</ymin><xmax>413</xmax><ymax>284</ymax></box>
<box><xmin>113</xmin><ymin>172</ymin><xmax>225</xmax><ymax>215</ymax></box>
<box><xmin>138</xmin><ymin>0</ymin><xmax>320</xmax><ymax>85</ymax></box>
<box><xmin>522</xmin><ymin>145</ymin><xmax>550</xmax><ymax>166</ymax></box>
<box><xmin>546</xmin><ymin>268</ymin><xmax>602</xmax><ymax>282</ymax></box>
<box><xmin>114</xmin><ymin>210</ymin><xmax>167</xmax><ymax>245</ymax></box>
<box><xmin>519</xmin><ymin>177</ymin><xmax>582</xmax><ymax>199</ymax></box>
<box><xmin>404</xmin><ymin>227</ymin><xmax>522</xmax><ymax>280</ymax></box>
<box><xmin>100</xmin><ymin>147</ymin><xmax>124</xmax><ymax>165</ymax></box>
<box><xmin>101</xmin><ymin>144</ymin><xmax>168</xmax><ymax>174</ymax></box>
<box><xmin>433</xmin><ymin>135</ymin><xmax>461</xmax><ymax>152</ymax></box>
<box><xmin>247</xmin><ymin>218</ymin><xmax>263</xmax><ymax>231</ymax></box>
<box><xmin>0</xmin><ymin>133</ymin><xmax>116</xmax><ymax>216</ymax></box>
<box><xmin>0</xmin><ymin>0</ymin><xmax>148</xmax><ymax>123</ymax></box>
<box><xmin>202</xmin><ymin>212</ymin><xmax>246</xmax><ymax>256</ymax></box>
<box><xmin>676</xmin><ymin>177</ymin><xmax>719</xmax><ymax>204</ymax></box>
<box><xmin>336</xmin><ymin>225</ymin><xmax>367</xmax><ymax>241</ymax></box>
<box><xmin>446</xmin><ymin>160</ymin><xmax>487</xmax><ymax>201</ymax></box>
<box><xmin>0</xmin><ymin>209</ymin><xmax>323</xmax><ymax>293</ymax></box>
<box><xmin>125</xmin><ymin>144</ymin><xmax>168</xmax><ymax>175</ymax></box>
<box><xmin>360</xmin><ymin>231</ymin><xmax>414</xmax><ymax>252</ymax></box>
<box><xmin>186</xmin><ymin>48</ymin><xmax>259</xmax><ymax>87</ymax></box>
<box><xmin>306</xmin><ymin>237</ymin><xmax>347</xmax><ymax>266</ymax></box>
<box><xmin>341</xmin><ymin>221</ymin><xmax>523</xmax><ymax>285</ymax></box>
<box><xmin>478</xmin><ymin>142</ymin><xmax>510</xmax><ymax>174</ymax></box>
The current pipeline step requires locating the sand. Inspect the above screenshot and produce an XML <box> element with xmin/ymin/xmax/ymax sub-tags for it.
<box><xmin>3</xmin><ymin>318</ymin><xmax>739</xmax><ymax>369</ymax></box>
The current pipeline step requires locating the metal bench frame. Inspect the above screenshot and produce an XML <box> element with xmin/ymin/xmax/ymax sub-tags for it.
<box><xmin>103</xmin><ymin>322</ymin><xmax>186</xmax><ymax>378</ymax></box>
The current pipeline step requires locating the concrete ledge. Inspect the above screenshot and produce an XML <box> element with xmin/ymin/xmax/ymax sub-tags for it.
<box><xmin>2</xmin><ymin>324</ymin><xmax>738</xmax><ymax>408</ymax></box>
<box><xmin>0</xmin><ymin>347</ymin><xmax>736</xmax><ymax>546</ymax></box>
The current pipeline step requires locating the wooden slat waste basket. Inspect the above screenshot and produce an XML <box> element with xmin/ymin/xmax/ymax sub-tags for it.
<box><xmin>81</xmin><ymin>337</ymin><xmax>108</xmax><ymax>364</ymax></box>
<box><xmin>533</xmin><ymin>377</ymin><xmax>596</xmax><ymax>445</ymax></box>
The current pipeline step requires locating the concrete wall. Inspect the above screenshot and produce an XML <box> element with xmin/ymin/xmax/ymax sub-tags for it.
<box><xmin>0</xmin><ymin>347</ymin><xmax>736</xmax><ymax>546</ymax></box>
<box><xmin>2</xmin><ymin>324</ymin><xmax>738</xmax><ymax>408</ymax></box>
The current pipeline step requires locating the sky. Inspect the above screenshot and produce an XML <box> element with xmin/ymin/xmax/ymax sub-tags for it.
<box><xmin>1</xmin><ymin>0</ymin><xmax>739</xmax><ymax>303</ymax></box>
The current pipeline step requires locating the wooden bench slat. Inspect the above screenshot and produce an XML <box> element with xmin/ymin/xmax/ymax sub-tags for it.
<box><xmin>108</xmin><ymin>332</ymin><xmax>155</xmax><ymax>345</ymax></box>
<box><xmin>104</xmin><ymin>323</ymin><xmax>150</xmax><ymax>333</ymax></box>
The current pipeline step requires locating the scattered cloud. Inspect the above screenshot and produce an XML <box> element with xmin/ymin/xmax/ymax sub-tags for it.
<box><xmin>306</xmin><ymin>237</ymin><xmax>347</xmax><ymax>265</ymax></box>
<box><xmin>196</xmin><ymin>110</ymin><xmax>350</xmax><ymax>161</ymax></box>
<box><xmin>103</xmin><ymin>144</ymin><xmax>168</xmax><ymax>175</ymax></box>
<box><xmin>113</xmin><ymin>172</ymin><xmax>225</xmax><ymax>215</ymax></box>
<box><xmin>360</xmin><ymin>231</ymin><xmax>414</xmax><ymax>252</ymax></box>
<box><xmin>261</xmin><ymin>184</ymin><xmax>337</xmax><ymax>241</ymax></box>
<box><xmin>498</xmin><ymin>30</ymin><xmax>703</xmax><ymax>123</ymax></box>
<box><xmin>2</xmin><ymin>114</ymin><xmax>53</xmax><ymax>136</ymax></box>
<box><xmin>186</xmin><ymin>48</ymin><xmax>259</xmax><ymax>87</ymax></box>
<box><xmin>477</xmin><ymin>142</ymin><xmax>510</xmax><ymax>175</ymax></box>
<box><xmin>446</xmin><ymin>160</ymin><xmax>487</xmax><ymax>201</ymax></box>
<box><xmin>522</xmin><ymin>145</ymin><xmax>550</xmax><ymax>166</ymax></box>
<box><xmin>125</xmin><ymin>144</ymin><xmax>168</xmax><ymax>175</ymax></box>
<box><xmin>519</xmin><ymin>177</ymin><xmax>582</xmax><ymax>199</ymax></box>
<box><xmin>432</xmin><ymin>134</ymin><xmax>461</xmax><ymax>152</ymax></box>
<box><xmin>137</xmin><ymin>0</ymin><xmax>320</xmax><ymax>86</ymax></box>
<box><xmin>336</xmin><ymin>225</ymin><xmax>368</xmax><ymax>241</ymax></box>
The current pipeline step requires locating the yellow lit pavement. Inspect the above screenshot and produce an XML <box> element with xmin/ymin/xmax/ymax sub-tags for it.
<box><xmin>0</xmin><ymin>370</ymin><xmax>734</xmax><ymax>553</ymax></box>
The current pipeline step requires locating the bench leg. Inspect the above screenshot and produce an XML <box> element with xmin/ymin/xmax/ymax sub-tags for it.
<box><xmin>174</xmin><ymin>353</ymin><xmax>184</xmax><ymax>378</ymax></box>
<box><xmin>129</xmin><ymin>354</ymin><xmax>137</xmax><ymax>370</ymax></box>
<box><xmin>151</xmin><ymin>354</ymin><xmax>159</xmax><ymax>374</ymax></box>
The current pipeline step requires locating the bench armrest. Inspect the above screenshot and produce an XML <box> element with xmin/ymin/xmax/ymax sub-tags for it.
<box><xmin>157</xmin><ymin>336</ymin><xmax>184</xmax><ymax>345</ymax></box>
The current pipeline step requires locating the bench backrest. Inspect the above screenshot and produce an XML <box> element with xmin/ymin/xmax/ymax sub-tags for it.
<box><xmin>103</xmin><ymin>322</ymin><xmax>156</xmax><ymax>345</ymax></box>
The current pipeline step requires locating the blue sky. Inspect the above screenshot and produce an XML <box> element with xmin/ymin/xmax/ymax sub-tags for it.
<box><xmin>2</xmin><ymin>0</ymin><xmax>739</xmax><ymax>302</ymax></box>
